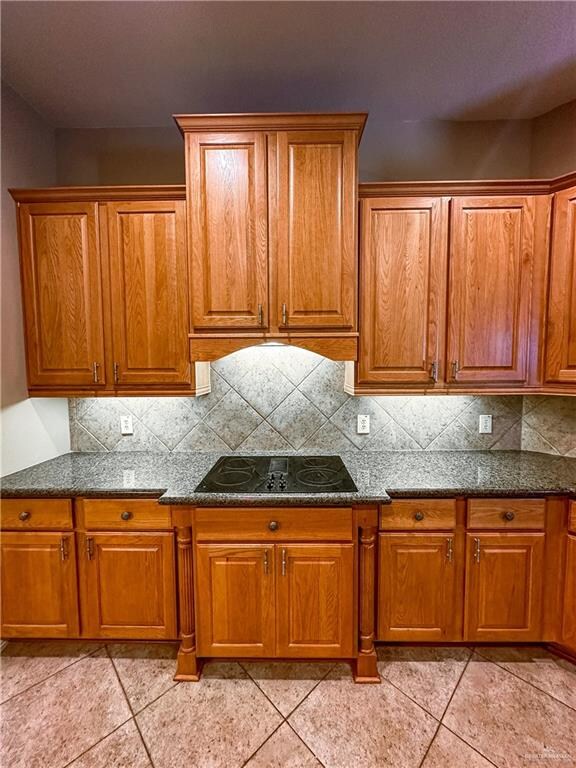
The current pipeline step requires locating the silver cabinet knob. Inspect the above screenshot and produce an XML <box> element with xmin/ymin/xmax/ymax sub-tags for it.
<box><xmin>121</xmin><ymin>511</ymin><xmax>133</xmax><ymax>521</ymax></box>
<box><xmin>268</xmin><ymin>520</ymin><xmax>279</xmax><ymax>531</ymax></box>
<box><xmin>18</xmin><ymin>510</ymin><xmax>31</xmax><ymax>522</ymax></box>
<box><xmin>414</xmin><ymin>511</ymin><xmax>425</xmax><ymax>521</ymax></box>
<box><xmin>503</xmin><ymin>511</ymin><xmax>515</xmax><ymax>521</ymax></box>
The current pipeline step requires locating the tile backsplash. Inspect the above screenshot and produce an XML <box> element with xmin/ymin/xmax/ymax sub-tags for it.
<box><xmin>69</xmin><ymin>346</ymin><xmax>576</xmax><ymax>456</ymax></box>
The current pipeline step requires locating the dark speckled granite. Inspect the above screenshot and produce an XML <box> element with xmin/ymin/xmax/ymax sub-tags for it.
<box><xmin>2</xmin><ymin>451</ymin><xmax>576</xmax><ymax>505</ymax></box>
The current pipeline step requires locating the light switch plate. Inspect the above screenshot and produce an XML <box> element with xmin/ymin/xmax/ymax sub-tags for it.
<box><xmin>357</xmin><ymin>415</ymin><xmax>370</xmax><ymax>434</ymax></box>
<box><xmin>120</xmin><ymin>415</ymin><xmax>134</xmax><ymax>435</ymax></box>
<box><xmin>478</xmin><ymin>414</ymin><xmax>493</xmax><ymax>434</ymax></box>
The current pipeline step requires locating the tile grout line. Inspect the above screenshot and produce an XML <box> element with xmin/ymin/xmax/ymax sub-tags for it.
<box><xmin>416</xmin><ymin>652</ymin><xmax>474</xmax><ymax>768</ymax></box>
<box><xmin>436</xmin><ymin>654</ymin><xmax>502</xmax><ymax>768</ymax></box>
<box><xmin>284</xmin><ymin>719</ymin><xmax>328</xmax><ymax>767</ymax></box>
<box><xmin>0</xmin><ymin>643</ymin><xmax>105</xmax><ymax>707</ymax></box>
<box><xmin>471</xmin><ymin>646</ymin><xmax>576</xmax><ymax>714</ymax></box>
<box><xmin>105</xmin><ymin>645</ymin><xmax>157</xmax><ymax>768</ymax></box>
<box><xmin>60</xmin><ymin>715</ymin><xmax>135</xmax><ymax>768</ymax></box>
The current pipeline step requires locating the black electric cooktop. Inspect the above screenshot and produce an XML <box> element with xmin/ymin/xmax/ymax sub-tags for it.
<box><xmin>195</xmin><ymin>456</ymin><xmax>358</xmax><ymax>494</ymax></box>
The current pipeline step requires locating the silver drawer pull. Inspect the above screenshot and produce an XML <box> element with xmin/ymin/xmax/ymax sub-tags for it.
<box><xmin>503</xmin><ymin>511</ymin><xmax>515</xmax><ymax>522</ymax></box>
<box><xmin>268</xmin><ymin>520</ymin><xmax>279</xmax><ymax>532</ymax></box>
<box><xmin>414</xmin><ymin>511</ymin><xmax>425</xmax><ymax>522</ymax></box>
<box><xmin>121</xmin><ymin>511</ymin><xmax>133</xmax><ymax>521</ymax></box>
<box><xmin>18</xmin><ymin>510</ymin><xmax>31</xmax><ymax>522</ymax></box>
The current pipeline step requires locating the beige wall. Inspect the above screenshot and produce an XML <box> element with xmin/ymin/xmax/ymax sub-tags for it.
<box><xmin>54</xmin><ymin>105</ymin><xmax>575</xmax><ymax>185</ymax></box>
<box><xmin>1</xmin><ymin>83</ymin><xmax>70</xmax><ymax>475</ymax></box>
<box><xmin>531</xmin><ymin>100</ymin><xmax>576</xmax><ymax>178</ymax></box>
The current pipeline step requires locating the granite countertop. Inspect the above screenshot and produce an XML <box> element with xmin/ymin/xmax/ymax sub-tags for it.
<box><xmin>1</xmin><ymin>451</ymin><xmax>576</xmax><ymax>505</ymax></box>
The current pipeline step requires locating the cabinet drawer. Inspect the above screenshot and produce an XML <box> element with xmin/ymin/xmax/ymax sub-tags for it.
<box><xmin>194</xmin><ymin>507</ymin><xmax>353</xmax><ymax>542</ymax></box>
<box><xmin>467</xmin><ymin>499</ymin><xmax>546</xmax><ymax>530</ymax></box>
<box><xmin>80</xmin><ymin>499</ymin><xmax>172</xmax><ymax>530</ymax></box>
<box><xmin>379</xmin><ymin>500</ymin><xmax>456</xmax><ymax>530</ymax></box>
<box><xmin>570</xmin><ymin>502</ymin><xmax>576</xmax><ymax>534</ymax></box>
<box><xmin>0</xmin><ymin>499</ymin><xmax>73</xmax><ymax>530</ymax></box>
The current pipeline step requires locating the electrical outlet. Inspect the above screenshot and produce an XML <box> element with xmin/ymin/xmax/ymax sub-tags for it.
<box><xmin>120</xmin><ymin>415</ymin><xmax>134</xmax><ymax>435</ymax></box>
<box><xmin>357</xmin><ymin>415</ymin><xmax>370</xmax><ymax>434</ymax></box>
<box><xmin>478</xmin><ymin>414</ymin><xmax>493</xmax><ymax>434</ymax></box>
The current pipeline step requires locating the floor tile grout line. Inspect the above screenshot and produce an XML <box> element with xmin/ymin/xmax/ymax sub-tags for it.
<box><xmin>282</xmin><ymin>661</ymin><xmax>336</xmax><ymax>718</ymax></box>
<box><xmin>416</xmin><ymin>653</ymin><xmax>473</xmax><ymax>768</ymax></box>
<box><xmin>471</xmin><ymin>647</ymin><xmax>576</xmax><ymax>714</ymax></box>
<box><xmin>284</xmin><ymin>719</ymin><xmax>328</xmax><ymax>768</ymax></box>
<box><xmin>0</xmin><ymin>643</ymin><xmax>105</xmax><ymax>707</ymax></box>
<box><xmin>105</xmin><ymin>646</ymin><xmax>156</xmax><ymax>768</ymax></box>
<box><xmin>239</xmin><ymin>719</ymin><xmax>286</xmax><ymax>768</ymax></box>
<box><xmin>60</xmin><ymin>715</ymin><xmax>135</xmax><ymax>768</ymax></box>
<box><xmin>237</xmin><ymin>662</ymin><xmax>291</xmax><ymax>721</ymax></box>
<box><xmin>440</xmin><ymin>723</ymin><xmax>501</xmax><ymax>768</ymax></box>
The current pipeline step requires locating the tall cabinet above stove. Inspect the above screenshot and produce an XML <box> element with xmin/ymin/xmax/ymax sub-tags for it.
<box><xmin>174</xmin><ymin>113</ymin><xmax>367</xmax><ymax>363</ymax></box>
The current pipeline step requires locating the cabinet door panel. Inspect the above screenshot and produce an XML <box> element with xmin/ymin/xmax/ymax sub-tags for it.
<box><xmin>106</xmin><ymin>201</ymin><xmax>190</xmax><ymax>385</ymax></box>
<box><xmin>196</xmin><ymin>544</ymin><xmax>275</xmax><ymax>657</ymax></box>
<box><xmin>1</xmin><ymin>532</ymin><xmax>79</xmax><ymax>638</ymax></box>
<box><xmin>378</xmin><ymin>534</ymin><xmax>460</xmax><ymax>641</ymax></box>
<box><xmin>359</xmin><ymin>198</ymin><xmax>448</xmax><ymax>384</ymax></box>
<box><xmin>448</xmin><ymin>196</ymin><xmax>546</xmax><ymax>384</ymax></box>
<box><xmin>465</xmin><ymin>533</ymin><xmax>544</xmax><ymax>641</ymax></box>
<box><xmin>276</xmin><ymin>130</ymin><xmax>356</xmax><ymax>329</ymax></box>
<box><xmin>80</xmin><ymin>532</ymin><xmax>176</xmax><ymax>639</ymax></box>
<box><xmin>276</xmin><ymin>544</ymin><xmax>354</xmax><ymax>657</ymax></box>
<box><xmin>186</xmin><ymin>132</ymin><xmax>268</xmax><ymax>329</ymax></box>
<box><xmin>562</xmin><ymin>534</ymin><xmax>576</xmax><ymax>653</ymax></box>
<box><xmin>545</xmin><ymin>186</ymin><xmax>576</xmax><ymax>384</ymax></box>
<box><xmin>19</xmin><ymin>202</ymin><xmax>105</xmax><ymax>387</ymax></box>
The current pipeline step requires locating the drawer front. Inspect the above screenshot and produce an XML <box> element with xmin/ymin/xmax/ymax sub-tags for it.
<box><xmin>467</xmin><ymin>499</ymin><xmax>546</xmax><ymax>530</ymax></box>
<box><xmin>194</xmin><ymin>507</ymin><xmax>353</xmax><ymax>542</ymax></box>
<box><xmin>570</xmin><ymin>502</ymin><xmax>576</xmax><ymax>534</ymax></box>
<box><xmin>380</xmin><ymin>500</ymin><xmax>456</xmax><ymax>530</ymax></box>
<box><xmin>0</xmin><ymin>499</ymin><xmax>73</xmax><ymax>530</ymax></box>
<box><xmin>81</xmin><ymin>499</ymin><xmax>172</xmax><ymax>530</ymax></box>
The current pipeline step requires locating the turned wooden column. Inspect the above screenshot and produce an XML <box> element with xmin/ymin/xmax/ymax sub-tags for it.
<box><xmin>173</xmin><ymin>507</ymin><xmax>201</xmax><ymax>681</ymax></box>
<box><xmin>355</xmin><ymin>506</ymin><xmax>380</xmax><ymax>682</ymax></box>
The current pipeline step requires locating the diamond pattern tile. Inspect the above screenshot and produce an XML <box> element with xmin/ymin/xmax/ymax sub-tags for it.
<box><xmin>4</xmin><ymin>642</ymin><xmax>576</xmax><ymax>768</ymax></box>
<box><xmin>69</xmin><ymin>345</ymin><xmax>569</xmax><ymax>457</ymax></box>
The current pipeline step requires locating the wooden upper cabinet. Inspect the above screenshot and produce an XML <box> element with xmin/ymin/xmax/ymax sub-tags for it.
<box><xmin>275</xmin><ymin>130</ymin><xmax>357</xmax><ymax>330</ymax></box>
<box><xmin>545</xmin><ymin>186</ymin><xmax>576</xmax><ymax>384</ymax></box>
<box><xmin>447</xmin><ymin>196</ymin><xmax>549</xmax><ymax>385</ymax></box>
<box><xmin>185</xmin><ymin>132</ymin><xmax>269</xmax><ymax>330</ymax></box>
<box><xmin>358</xmin><ymin>197</ymin><xmax>449</xmax><ymax>385</ymax></box>
<box><xmin>105</xmin><ymin>200</ymin><xmax>191</xmax><ymax>385</ymax></box>
<box><xmin>18</xmin><ymin>202</ymin><xmax>106</xmax><ymax>388</ymax></box>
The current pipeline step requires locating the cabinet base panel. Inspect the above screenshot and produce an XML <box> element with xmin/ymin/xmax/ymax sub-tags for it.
<box><xmin>174</xmin><ymin>648</ymin><xmax>202</xmax><ymax>681</ymax></box>
<box><xmin>353</xmin><ymin>651</ymin><xmax>380</xmax><ymax>683</ymax></box>
<box><xmin>546</xmin><ymin>643</ymin><xmax>576</xmax><ymax>666</ymax></box>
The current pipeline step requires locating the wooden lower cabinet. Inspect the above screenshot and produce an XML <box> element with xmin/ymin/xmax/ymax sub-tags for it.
<box><xmin>79</xmin><ymin>532</ymin><xmax>177</xmax><ymax>639</ymax></box>
<box><xmin>378</xmin><ymin>533</ymin><xmax>460</xmax><ymax>641</ymax></box>
<box><xmin>276</xmin><ymin>544</ymin><xmax>354</xmax><ymax>657</ymax></box>
<box><xmin>464</xmin><ymin>533</ymin><xmax>545</xmax><ymax>641</ymax></box>
<box><xmin>195</xmin><ymin>544</ymin><xmax>275</xmax><ymax>657</ymax></box>
<box><xmin>0</xmin><ymin>532</ymin><xmax>79</xmax><ymax>638</ymax></box>
<box><xmin>195</xmin><ymin>542</ymin><xmax>354</xmax><ymax>658</ymax></box>
<box><xmin>562</xmin><ymin>534</ymin><xmax>576</xmax><ymax>653</ymax></box>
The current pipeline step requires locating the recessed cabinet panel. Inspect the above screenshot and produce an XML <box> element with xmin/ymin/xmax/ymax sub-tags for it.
<box><xmin>358</xmin><ymin>198</ymin><xmax>448</xmax><ymax>385</ymax></box>
<box><xmin>562</xmin><ymin>534</ymin><xmax>576</xmax><ymax>653</ymax></box>
<box><xmin>80</xmin><ymin>532</ymin><xmax>176</xmax><ymax>639</ymax></box>
<box><xmin>196</xmin><ymin>544</ymin><xmax>276</xmax><ymax>657</ymax></box>
<box><xmin>448</xmin><ymin>197</ymin><xmax>543</xmax><ymax>384</ymax></box>
<box><xmin>19</xmin><ymin>202</ymin><xmax>106</xmax><ymax>387</ymax></box>
<box><xmin>276</xmin><ymin>130</ymin><xmax>356</xmax><ymax>329</ymax></box>
<box><xmin>106</xmin><ymin>201</ymin><xmax>191</xmax><ymax>385</ymax></box>
<box><xmin>545</xmin><ymin>186</ymin><xmax>576</xmax><ymax>384</ymax></box>
<box><xmin>0</xmin><ymin>532</ymin><xmax>79</xmax><ymax>638</ymax></box>
<box><xmin>378</xmin><ymin>533</ymin><xmax>460</xmax><ymax>641</ymax></box>
<box><xmin>464</xmin><ymin>533</ymin><xmax>545</xmax><ymax>641</ymax></box>
<box><xmin>276</xmin><ymin>544</ymin><xmax>354</xmax><ymax>657</ymax></box>
<box><xmin>186</xmin><ymin>133</ymin><xmax>268</xmax><ymax>329</ymax></box>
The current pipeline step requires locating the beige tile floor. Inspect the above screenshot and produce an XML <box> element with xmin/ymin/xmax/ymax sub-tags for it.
<box><xmin>1</xmin><ymin>642</ymin><xmax>575</xmax><ymax>768</ymax></box>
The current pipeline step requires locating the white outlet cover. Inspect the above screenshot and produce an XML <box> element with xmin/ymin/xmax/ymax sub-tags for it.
<box><xmin>357</xmin><ymin>415</ymin><xmax>370</xmax><ymax>434</ymax></box>
<box><xmin>478</xmin><ymin>414</ymin><xmax>493</xmax><ymax>434</ymax></box>
<box><xmin>120</xmin><ymin>415</ymin><xmax>134</xmax><ymax>435</ymax></box>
